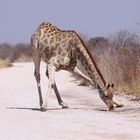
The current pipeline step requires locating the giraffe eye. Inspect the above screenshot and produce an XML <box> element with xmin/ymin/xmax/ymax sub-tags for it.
<box><xmin>111</xmin><ymin>84</ymin><xmax>114</xmax><ymax>88</ymax></box>
<box><xmin>106</xmin><ymin>84</ymin><xmax>110</xmax><ymax>89</ymax></box>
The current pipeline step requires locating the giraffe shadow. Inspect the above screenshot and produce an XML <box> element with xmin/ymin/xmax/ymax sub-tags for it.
<box><xmin>7</xmin><ymin>107</ymin><xmax>41</xmax><ymax>112</ymax></box>
<box><xmin>6</xmin><ymin>106</ymin><xmax>79</xmax><ymax>112</ymax></box>
<box><xmin>6</xmin><ymin>106</ymin><xmax>93</xmax><ymax>112</ymax></box>
<box><xmin>7</xmin><ymin>106</ymin><xmax>140</xmax><ymax>113</ymax></box>
<box><xmin>115</xmin><ymin>106</ymin><xmax>140</xmax><ymax>114</ymax></box>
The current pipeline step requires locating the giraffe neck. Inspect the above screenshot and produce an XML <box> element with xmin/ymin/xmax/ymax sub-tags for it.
<box><xmin>74</xmin><ymin>32</ymin><xmax>106</xmax><ymax>88</ymax></box>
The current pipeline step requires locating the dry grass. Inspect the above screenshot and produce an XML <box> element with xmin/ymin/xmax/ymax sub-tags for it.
<box><xmin>75</xmin><ymin>31</ymin><xmax>140</xmax><ymax>98</ymax></box>
<box><xmin>0</xmin><ymin>59</ymin><xmax>12</xmax><ymax>69</ymax></box>
<box><xmin>96</xmin><ymin>47</ymin><xmax>140</xmax><ymax>98</ymax></box>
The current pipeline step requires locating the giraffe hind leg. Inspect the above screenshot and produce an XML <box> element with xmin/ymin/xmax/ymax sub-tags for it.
<box><xmin>33</xmin><ymin>53</ymin><xmax>43</xmax><ymax>108</ymax></box>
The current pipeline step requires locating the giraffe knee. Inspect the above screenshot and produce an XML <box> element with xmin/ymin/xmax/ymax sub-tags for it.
<box><xmin>34</xmin><ymin>71</ymin><xmax>40</xmax><ymax>82</ymax></box>
<box><xmin>48</xmin><ymin>81</ymin><xmax>55</xmax><ymax>88</ymax></box>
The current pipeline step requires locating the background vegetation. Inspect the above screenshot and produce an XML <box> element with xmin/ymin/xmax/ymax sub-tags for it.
<box><xmin>78</xmin><ymin>30</ymin><xmax>140</xmax><ymax>97</ymax></box>
<box><xmin>0</xmin><ymin>43</ymin><xmax>32</xmax><ymax>67</ymax></box>
<box><xmin>0</xmin><ymin>30</ymin><xmax>140</xmax><ymax>97</ymax></box>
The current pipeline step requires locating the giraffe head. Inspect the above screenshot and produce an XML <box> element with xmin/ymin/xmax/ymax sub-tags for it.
<box><xmin>97</xmin><ymin>83</ymin><xmax>114</xmax><ymax>111</ymax></box>
<box><xmin>105</xmin><ymin>84</ymin><xmax>115</xmax><ymax>111</ymax></box>
<box><xmin>106</xmin><ymin>84</ymin><xmax>114</xmax><ymax>97</ymax></box>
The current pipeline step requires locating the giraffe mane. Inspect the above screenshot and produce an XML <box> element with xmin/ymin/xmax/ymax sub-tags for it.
<box><xmin>72</xmin><ymin>31</ymin><xmax>106</xmax><ymax>86</ymax></box>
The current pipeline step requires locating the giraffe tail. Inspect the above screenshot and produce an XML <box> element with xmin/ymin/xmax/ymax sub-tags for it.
<box><xmin>31</xmin><ymin>32</ymin><xmax>40</xmax><ymax>49</ymax></box>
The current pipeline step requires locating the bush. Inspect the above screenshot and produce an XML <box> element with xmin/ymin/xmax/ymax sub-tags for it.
<box><xmin>90</xmin><ymin>31</ymin><xmax>140</xmax><ymax>97</ymax></box>
<box><xmin>75</xmin><ymin>31</ymin><xmax>140</xmax><ymax>97</ymax></box>
<box><xmin>0</xmin><ymin>43</ymin><xmax>32</xmax><ymax>62</ymax></box>
<box><xmin>0</xmin><ymin>59</ymin><xmax>12</xmax><ymax>69</ymax></box>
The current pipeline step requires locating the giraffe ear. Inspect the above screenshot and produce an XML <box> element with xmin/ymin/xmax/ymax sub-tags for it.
<box><xmin>106</xmin><ymin>84</ymin><xmax>110</xmax><ymax>89</ymax></box>
<box><xmin>111</xmin><ymin>84</ymin><xmax>114</xmax><ymax>88</ymax></box>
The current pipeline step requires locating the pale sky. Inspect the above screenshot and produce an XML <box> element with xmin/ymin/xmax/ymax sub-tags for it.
<box><xmin>0</xmin><ymin>0</ymin><xmax>140</xmax><ymax>44</ymax></box>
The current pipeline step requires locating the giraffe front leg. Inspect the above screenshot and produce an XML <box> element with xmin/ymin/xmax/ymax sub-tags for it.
<box><xmin>41</xmin><ymin>64</ymin><xmax>56</xmax><ymax>112</ymax></box>
<box><xmin>45</xmin><ymin>67</ymin><xmax>69</xmax><ymax>109</ymax></box>
<box><xmin>73</xmin><ymin>67</ymin><xmax>94</xmax><ymax>86</ymax></box>
<box><xmin>53</xmin><ymin>82</ymin><xmax>69</xmax><ymax>109</ymax></box>
<box><xmin>113</xmin><ymin>101</ymin><xmax>124</xmax><ymax>108</ymax></box>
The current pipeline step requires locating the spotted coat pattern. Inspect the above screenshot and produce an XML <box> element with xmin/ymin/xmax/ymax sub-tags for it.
<box><xmin>31</xmin><ymin>22</ymin><xmax>116</xmax><ymax>111</ymax></box>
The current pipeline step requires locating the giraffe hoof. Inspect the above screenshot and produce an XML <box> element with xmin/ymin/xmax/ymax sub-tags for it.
<box><xmin>107</xmin><ymin>105</ymin><xmax>115</xmax><ymax>112</ymax></box>
<box><xmin>40</xmin><ymin>107</ymin><xmax>47</xmax><ymax>112</ymax></box>
<box><xmin>61</xmin><ymin>102</ymin><xmax>69</xmax><ymax>109</ymax></box>
<box><xmin>115</xmin><ymin>104</ymin><xmax>124</xmax><ymax>108</ymax></box>
<box><xmin>108</xmin><ymin>108</ymin><xmax>115</xmax><ymax>112</ymax></box>
<box><xmin>62</xmin><ymin>105</ymin><xmax>69</xmax><ymax>109</ymax></box>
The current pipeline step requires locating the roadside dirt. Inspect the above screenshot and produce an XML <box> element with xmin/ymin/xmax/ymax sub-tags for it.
<box><xmin>0</xmin><ymin>63</ymin><xmax>140</xmax><ymax>140</ymax></box>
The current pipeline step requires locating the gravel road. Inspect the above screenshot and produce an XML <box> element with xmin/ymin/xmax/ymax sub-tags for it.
<box><xmin>0</xmin><ymin>63</ymin><xmax>140</xmax><ymax>140</ymax></box>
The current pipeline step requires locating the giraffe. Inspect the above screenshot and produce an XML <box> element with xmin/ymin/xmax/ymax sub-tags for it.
<box><xmin>31</xmin><ymin>22</ymin><xmax>121</xmax><ymax>111</ymax></box>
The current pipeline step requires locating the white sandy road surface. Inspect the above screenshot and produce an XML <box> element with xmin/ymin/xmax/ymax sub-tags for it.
<box><xmin>0</xmin><ymin>63</ymin><xmax>140</xmax><ymax>140</ymax></box>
